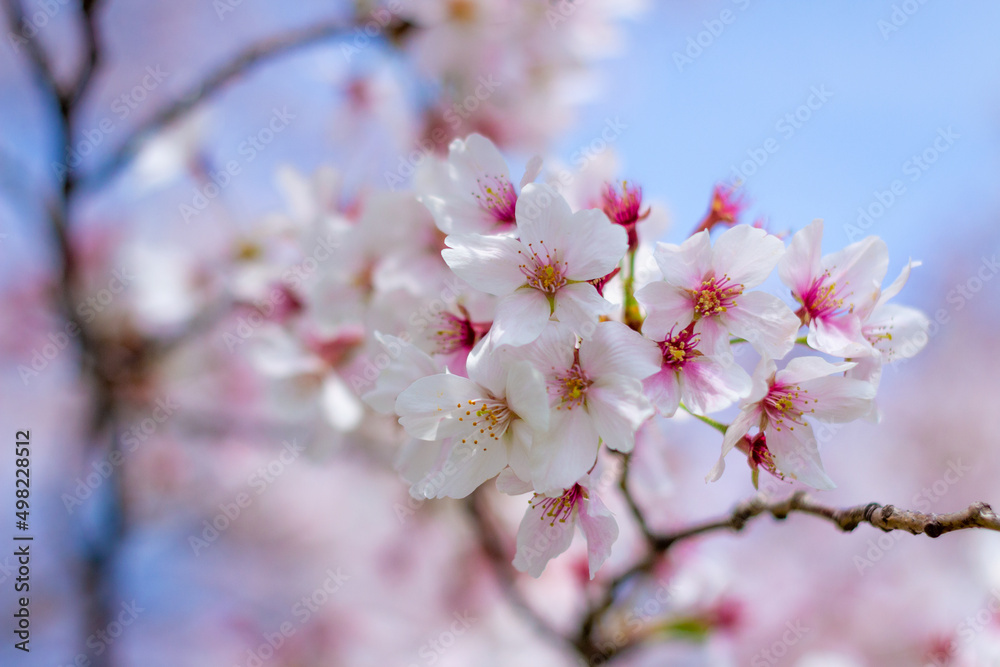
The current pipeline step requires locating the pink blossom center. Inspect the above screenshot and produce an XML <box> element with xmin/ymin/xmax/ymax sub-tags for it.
<box><xmin>519</xmin><ymin>241</ymin><xmax>567</xmax><ymax>294</ymax></box>
<box><xmin>602</xmin><ymin>181</ymin><xmax>643</xmax><ymax>227</ymax></box>
<box><xmin>553</xmin><ymin>362</ymin><xmax>591</xmax><ymax>410</ymax></box>
<box><xmin>739</xmin><ymin>432</ymin><xmax>782</xmax><ymax>479</ymax></box>
<box><xmin>474</xmin><ymin>174</ymin><xmax>517</xmax><ymax>225</ymax></box>
<box><xmin>799</xmin><ymin>272</ymin><xmax>851</xmax><ymax>322</ymax></box>
<box><xmin>710</xmin><ymin>184</ymin><xmax>745</xmax><ymax>224</ymax></box>
<box><xmin>762</xmin><ymin>382</ymin><xmax>816</xmax><ymax>432</ymax></box>
<box><xmin>432</xmin><ymin>311</ymin><xmax>477</xmax><ymax>355</ymax></box>
<box><xmin>532</xmin><ymin>484</ymin><xmax>586</xmax><ymax>526</ymax></box>
<box><xmin>659</xmin><ymin>324</ymin><xmax>702</xmax><ymax>370</ymax></box>
<box><xmin>691</xmin><ymin>274</ymin><xmax>743</xmax><ymax>319</ymax></box>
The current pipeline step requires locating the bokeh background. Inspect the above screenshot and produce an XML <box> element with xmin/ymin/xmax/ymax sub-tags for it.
<box><xmin>2</xmin><ymin>1</ymin><xmax>1000</xmax><ymax>665</ymax></box>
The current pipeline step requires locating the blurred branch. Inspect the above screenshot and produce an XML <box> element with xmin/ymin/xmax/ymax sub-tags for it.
<box><xmin>3</xmin><ymin>0</ymin><xmax>61</xmax><ymax>106</ymax></box>
<box><xmin>616</xmin><ymin>452</ymin><xmax>656</xmax><ymax>547</ymax></box>
<box><xmin>6</xmin><ymin>3</ymin><xmax>120</xmax><ymax>666</ymax></box>
<box><xmin>82</xmin><ymin>18</ymin><xmax>354</xmax><ymax>189</ymax></box>
<box><xmin>69</xmin><ymin>0</ymin><xmax>104</xmax><ymax>109</ymax></box>
<box><xmin>464</xmin><ymin>491</ymin><xmax>584</xmax><ymax>657</ymax></box>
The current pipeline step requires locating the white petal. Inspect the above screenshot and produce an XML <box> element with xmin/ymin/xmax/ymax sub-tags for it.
<box><xmin>428</xmin><ymin>437</ymin><xmax>509</xmax><ymax>499</ymax></box>
<box><xmin>652</xmin><ymin>233</ymin><xmax>713</xmax><ymax>289</ymax></box>
<box><xmin>706</xmin><ymin>405</ymin><xmax>761</xmax><ymax>483</ymax></box>
<box><xmin>320</xmin><ymin>374</ymin><xmax>364</xmax><ymax>431</ymax></box>
<box><xmin>461</xmin><ymin>133</ymin><xmax>512</xmax><ymax>179</ymax></box>
<box><xmin>777</xmin><ymin>356</ymin><xmax>855</xmax><ymax>385</ymax></box>
<box><xmin>496</xmin><ymin>466</ymin><xmax>534</xmax><ymax>495</ymax></box>
<box><xmin>807</xmin><ymin>315</ymin><xmax>871</xmax><ymax>358</ymax></box>
<box><xmin>507</xmin><ymin>420</ymin><xmax>535</xmax><ymax>482</ymax></box>
<box><xmin>530</xmin><ymin>410</ymin><xmax>600</xmax><ymax>494</ymax></box>
<box><xmin>845</xmin><ymin>356</ymin><xmax>883</xmax><ymax>423</ymax></box>
<box><xmin>710</xmin><ymin>225</ymin><xmax>785</xmax><ymax>289</ymax></box>
<box><xmin>778</xmin><ymin>219</ymin><xmax>824</xmax><ymax>296</ymax></box>
<box><xmin>396</xmin><ymin>437</ymin><xmax>444</xmax><ymax>485</ymax></box>
<box><xmin>395</xmin><ymin>374</ymin><xmax>483</xmax><ymax>440</ymax></box>
<box><xmin>580</xmin><ymin>321</ymin><xmax>661</xmax><ymax>380</ymax></box>
<box><xmin>552</xmin><ymin>282</ymin><xmax>612</xmax><ymax>337</ymax></box>
<box><xmin>691</xmin><ymin>315</ymin><xmax>731</xmax><ymax>359</ymax></box>
<box><xmin>362</xmin><ymin>332</ymin><xmax>441</xmax><ymax>414</ymax></box>
<box><xmin>643</xmin><ymin>369</ymin><xmax>682</xmax><ymax>417</ymax></box>
<box><xmin>681</xmin><ymin>355</ymin><xmax>753</xmax><ymax>415</ymax></box>
<box><xmin>508</xmin><ymin>320</ymin><xmax>577</xmax><ymax>371</ymax></box>
<box><xmin>578</xmin><ymin>491</ymin><xmax>619</xmax><ymax>579</ymax></box>
<box><xmin>442</xmin><ymin>233</ymin><xmax>526</xmax><ymax>295</ymax></box>
<box><xmin>414</xmin><ymin>157</ymin><xmax>477</xmax><ymax>235</ymax></box>
<box><xmin>515</xmin><ymin>183</ymin><xmax>574</xmax><ymax>249</ymax></box>
<box><xmin>821</xmin><ymin>235</ymin><xmax>889</xmax><ymax>320</ymax></box>
<box><xmin>416</xmin><ymin>434</ymin><xmax>507</xmax><ymax>498</ymax></box>
<box><xmin>876</xmin><ymin>259</ymin><xmax>921</xmax><ymax>307</ymax></box>
<box><xmin>747</xmin><ymin>357</ymin><xmax>778</xmax><ymax>403</ymax></box>
<box><xmin>465</xmin><ymin>331</ymin><xmax>506</xmax><ymax>396</ymax></box>
<box><xmin>512</xmin><ymin>497</ymin><xmax>576</xmax><ymax>578</ymax></box>
<box><xmin>864</xmin><ymin>303</ymin><xmax>930</xmax><ymax>363</ymax></box>
<box><xmin>766</xmin><ymin>423</ymin><xmax>836</xmax><ymax>490</ymax></box>
<box><xmin>586</xmin><ymin>376</ymin><xmax>653</xmax><ymax>453</ymax></box>
<box><xmin>520</xmin><ymin>155</ymin><xmax>544</xmax><ymax>190</ymax></box>
<box><xmin>490</xmin><ymin>289</ymin><xmax>553</xmax><ymax>347</ymax></box>
<box><xmin>635</xmin><ymin>282</ymin><xmax>695</xmax><ymax>341</ymax></box>
<box><xmin>722</xmin><ymin>290</ymin><xmax>801</xmax><ymax>360</ymax></box>
<box><xmin>797</xmin><ymin>375</ymin><xmax>876</xmax><ymax>424</ymax></box>
<box><xmin>560</xmin><ymin>209</ymin><xmax>628</xmax><ymax>281</ymax></box>
<box><xmin>505</xmin><ymin>361</ymin><xmax>550</xmax><ymax>432</ymax></box>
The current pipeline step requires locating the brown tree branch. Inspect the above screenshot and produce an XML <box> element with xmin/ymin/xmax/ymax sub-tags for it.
<box><xmin>576</xmin><ymin>491</ymin><xmax>1000</xmax><ymax>664</ymax></box>
<box><xmin>81</xmin><ymin>18</ymin><xmax>356</xmax><ymax>189</ymax></box>
<box><xmin>68</xmin><ymin>0</ymin><xmax>104</xmax><ymax>110</ymax></box>
<box><xmin>654</xmin><ymin>491</ymin><xmax>1000</xmax><ymax>549</ymax></box>
<box><xmin>616</xmin><ymin>452</ymin><xmax>657</xmax><ymax>547</ymax></box>
<box><xmin>5</xmin><ymin>3</ymin><xmax>122</xmax><ymax>666</ymax></box>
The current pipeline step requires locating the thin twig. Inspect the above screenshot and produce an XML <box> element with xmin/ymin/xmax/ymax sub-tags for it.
<box><xmin>655</xmin><ymin>491</ymin><xmax>1000</xmax><ymax>548</ymax></box>
<box><xmin>616</xmin><ymin>452</ymin><xmax>656</xmax><ymax>547</ymax></box>
<box><xmin>81</xmin><ymin>18</ymin><xmax>353</xmax><ymax>189</ymax></box>
<box><xmin>577</xmin><ymin>491</ymin><xmax>1000</xmax><ymax>663</ymax></box>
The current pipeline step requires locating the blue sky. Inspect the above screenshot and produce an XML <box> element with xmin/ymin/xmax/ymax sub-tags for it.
<box><xmin>559</xmin><ymin>0</ymin><xmax>1000</xmax><ymax>311</ymax></box>
<box><xmin>4</xmin><ymin>0</ymin><xmax>998</xmax><ymax>312</ymax></box>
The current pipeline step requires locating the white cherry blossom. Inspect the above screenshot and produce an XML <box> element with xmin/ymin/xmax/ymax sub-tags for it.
<box><xmin>636</xmin><ymin>225</ymin><xmax>800</xmax><ymax>361</ymax></box>
<box><xmin>394</xmin><ymin>337</ymin><xmax>549</xmax><ymax>498</ymax></box>
<box><xmin>779</xmin><ymin>219</ymin><xmax>888</xmax><ymax>357</ymax></box>
<box><xmin>708</xmin><ymin>356</ymin><xmax>876</xmax><ymax>489</ymax></box>
<box><xmin>442</xmin><ymin>184</ymin><xmax>627</xmax><ymax>346</ymax></box>
<box><xmin>514</xmin><ymin>321</ymin><xmax>660</xmax><ymax>493</ymax></box>
<box><xmin>416</xmin><ymin>133</ymin><xmax>542</xmax><ymax>235</ymax></box>
<box><xmin>642</xmin><ymin>322</ymin><xmax>752</xmax><ymax>417</ymax></box>
<box><xmin>511</xmin><ymin>473</ymin><xmax>618</xmax><ymax>579</ymax></box>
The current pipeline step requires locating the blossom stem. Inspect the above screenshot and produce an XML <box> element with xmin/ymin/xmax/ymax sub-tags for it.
<box><xmin>622</xmin><ymin>247</ymin><xmax>643</xmax><ymax>331</ymax></box>
<box><xmin>679</xmin><ymin>403</ymin><xmax>729</xmax><ymax>434</ymax></box>
<box><xmin>82</xmin><ymin>18</ymin><xmax>353</xmax><ymax>189</ymax></box>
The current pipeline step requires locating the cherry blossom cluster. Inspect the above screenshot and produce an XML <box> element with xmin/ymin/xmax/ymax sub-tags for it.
<box><xmin>396</xmin><ymin>0</ymin><xmax>644</xmax><ymax>149</ymax></box>
<box><xmin>239</xmin><ymin>133</ymin><xmax>930</xmax><ymax>579</ymax></box>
